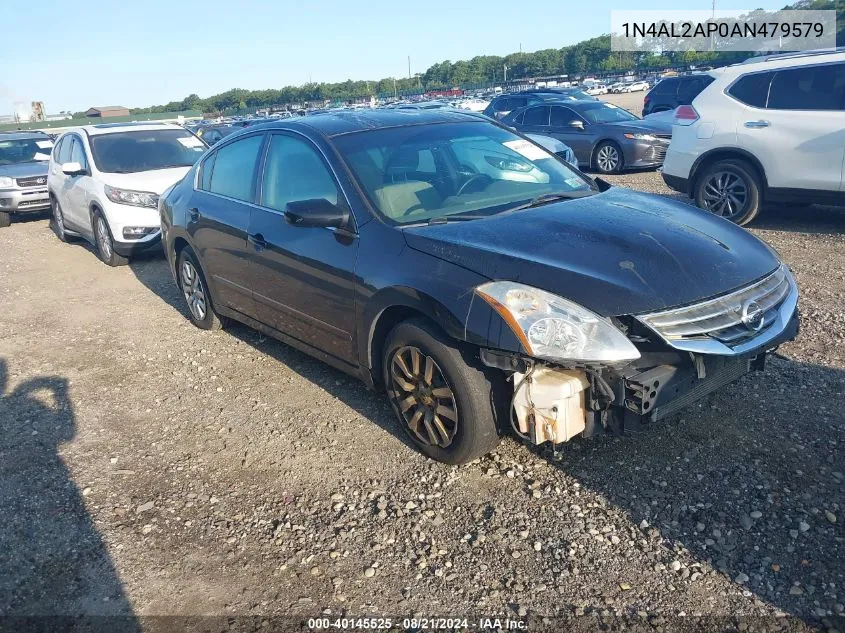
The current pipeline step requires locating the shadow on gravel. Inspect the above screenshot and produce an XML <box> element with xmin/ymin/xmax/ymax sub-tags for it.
<box><xmin>0</xmin><ymin>358</ymin><xmax>139</xmax><ymax>632</ymax></box>
<box><xmin>540</xmin><ymin>356</ymin><xmax>844</xmax><ymax>626</ymax></box>
<box><xmin>127</xmin><ymin>257</ymin><xmax>418</xmax><ymax>453</ymax></box>
<box><xmin>753</xmin><ymin>204</ymin><xmax>845</xmax><ymax>236</ymax></box>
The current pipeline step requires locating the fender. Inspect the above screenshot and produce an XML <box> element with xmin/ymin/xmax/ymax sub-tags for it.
<box><xmin>689</xmin><ymin>146</ymin><xmax>769</xmax><ymax>195</ymax></box>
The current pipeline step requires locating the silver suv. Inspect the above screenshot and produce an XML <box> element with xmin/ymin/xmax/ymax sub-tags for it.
<box><xmin>0</xmin><ymin>131</ymin><xmax>54</xmax><ymax>227</ymax></box>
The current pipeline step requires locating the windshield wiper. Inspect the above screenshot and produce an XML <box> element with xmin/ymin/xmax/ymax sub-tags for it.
<box><xmin>426</xmin><ymin>215</ymin><xmax>488</xmax><ymax>225</ymax></box>
<box><xmin>504</xmin><ymin>191</ymin><xmax>594</xmax><ymax>213</ymax></box>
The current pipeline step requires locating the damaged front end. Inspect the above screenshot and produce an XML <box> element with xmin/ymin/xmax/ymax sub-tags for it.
<box><xmin>474</xmin><ymin>265</ymin><xmax>799</xmax><ymax>447</ymax></box>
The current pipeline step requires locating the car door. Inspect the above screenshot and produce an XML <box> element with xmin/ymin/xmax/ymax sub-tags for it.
<box><xmin>188</xmin><ymin>133</ymin><xmax>265</xmax><ymax>317</ymax></box>
<box><xmin>65</xmin><ymin>135</ymin><xmax>93</xmax><ymax>231</ymax></box>
<box><xmin>549</xmin><ymin>105</ymin><xmax>594</xmax><ymax>163</ymax></box>
<box><xmin>248</xmin><ymin>132</ymin><xmax>358</xmax><ymax>364</ymax></box>
<box><xmin>735</xmin><ymin>62</ymin><xmax>845</xmax><ymax>192</ymax></box>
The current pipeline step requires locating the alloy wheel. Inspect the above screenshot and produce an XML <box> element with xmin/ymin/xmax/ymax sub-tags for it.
<box><xmin>596</xmin><ymin>145</ymin><xmax>620</xmax><ymax>172</ymax></box>
<box><xmin>701</xmin><ymin>170</ymin><xmax>748</xmax><ymax>219</ymax></box>
<box><xmin>180</xmin><ymin>260</ymin><xmax>207</xmax><ymax>322</ymax></box>
<box><xmin>388</xmin><ymin>345</ymin><xmax>458</xmax><ymax>448</ymax></box>
<box><xmin>96</xmin><ymin>216</ymin><xmax>113</xmax><ymax>260</ymax></box>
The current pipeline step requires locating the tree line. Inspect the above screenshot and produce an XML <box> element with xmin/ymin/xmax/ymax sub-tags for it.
<box><xmin>72</xmin><ymin>0</ymin><xmax>841</xmax><ymax>118</ymax></box>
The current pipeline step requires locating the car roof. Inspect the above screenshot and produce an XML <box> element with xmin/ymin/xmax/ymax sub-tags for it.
<box><xmin>0</xmin><ymin>130</ymin><xmax>51</xmax><ymax>141</ymax></box>
<box><xmin>245</xmin><ymin>108</ymin><xmax>483</xmax><ymax>137</ymax></box>
<box><xmin>80</xmin><ymin>122</ymin><xmax>185</xmax><ymax>136</ymax></box>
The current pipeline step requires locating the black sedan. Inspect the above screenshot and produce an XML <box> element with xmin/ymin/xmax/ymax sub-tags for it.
<box><xmin>160</xmin><ymin>110</ymin><xmax>798</xmax><ymax>464</ymax></box>
<box><xmin>501</xmin><ymin>100</ymin><xmax>673</xmax><ymax>173</ymax></box>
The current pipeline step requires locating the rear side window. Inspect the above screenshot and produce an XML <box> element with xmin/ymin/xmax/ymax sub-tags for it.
<box><xmin>651</xmin><ymin>78</ymin><xmax>679</xmax><ymax>96</ymax></box>
<box><xmin>523</xmin><ymin>106</ymin><xmax>550</xmax><ymax>126</ymax></box>
<box><xmin>677</xmin><ymin>76</ymin><xmax>714</xmax><ymax>103</ymax></box>
<box><xmin>207</xmin><ymin>134</ymin><xmax>264</xmax><ymax>202</ymax></box>
<box><xmin>767</xmin><ymin>63</ymin><xmax>845</xmax><ymax>111</ymax></box>
<box><xmin>728</xmin><ymin>71</ymin><xmax>775</xmax><ymax>108</ymax></box>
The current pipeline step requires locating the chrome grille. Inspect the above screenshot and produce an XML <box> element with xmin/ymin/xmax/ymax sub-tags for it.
<box><xmin>16</xmin><ymin>175</ymin><xmax>48</xmax><ymax>188</ymax></box>
<box><xmin>643</xmin><ymin>145</ymin><xmax>667</xmax><ymax>163</ymax></box>
<box><xmin>637</xmin><ymin>266</ymin><xmax>793</xmax><ymax>345</ymax></box>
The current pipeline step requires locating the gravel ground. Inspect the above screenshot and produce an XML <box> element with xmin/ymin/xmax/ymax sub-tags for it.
<box><xmin>0</xmin><ymin>167</ymin><xmax>843</xmax><ymax>631</ymax></box>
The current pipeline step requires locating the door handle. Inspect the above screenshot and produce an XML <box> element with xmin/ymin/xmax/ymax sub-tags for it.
<box><xmin>188</xmin><ymin>207</ymin><xmax>201</xmax><ymax>222</ymax></box>
<box><xmin>744</xmin><ymin>120</ymin><xmax>770</xmax><ymax>128</ymax></box>
<box><xmin>248</xmin><ymin>233</ymin><xmax>268</xmax><ymax>250</ymax></box>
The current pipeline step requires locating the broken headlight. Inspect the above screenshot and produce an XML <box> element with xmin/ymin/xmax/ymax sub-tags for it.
<box><xmin>475</xmin><ymin>281</ymin><xmax>641</xmax><ymax>363</ymax></box>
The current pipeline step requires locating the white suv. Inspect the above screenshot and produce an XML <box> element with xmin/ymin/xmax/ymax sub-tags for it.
<box><xmin>48</xmin><ymin>123</ymin><xmax>206</xmax><ymax>265</ymax></box>
<box><xmin>662</xmin><ymin>50</ymin><xmax>845</xmax><ymax>225</ymax></box>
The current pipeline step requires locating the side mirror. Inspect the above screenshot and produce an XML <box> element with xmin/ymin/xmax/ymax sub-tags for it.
<box><xmin>284</xmin><ymin>198</ymin><xmax>349</xmax><ymax>229</ymax></box>
<box><xmin>568</xmin><ymin>120</ymin><xmax>585</xmax><ymax>130</ymax></box>
<box><xmin>61</xmin><ymin>162</ymin><xmax>85</xmax><ymax>176</ymax></box>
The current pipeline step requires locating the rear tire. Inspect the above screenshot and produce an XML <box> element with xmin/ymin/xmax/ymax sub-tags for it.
<box><xmin>93</xmin><ymin>211</ymin><xmax>128</xmax><ymax>266</ymax></box>
<box><xmin>177</xmin><ymin>246</ymin><xmax>223</xmax><ymax>331</ymax></box>
<box><xmin>593</xmin><ymin>141</ymin><xmax>623</xmax><ymax>174</ymax></box>
<box><xmin>382</xmin><ymin>318</ymin><xmax>501</xmax><ymax>465</ymax></box>
<box><xmin>0</xmin><ymin>211</ymin><xmax>10</xmax><ymax>228</ymax></box>
<box><xmin>694</xmin><ymin>159</ymin><xmax>762</xmax><ymax>226</ymax></box>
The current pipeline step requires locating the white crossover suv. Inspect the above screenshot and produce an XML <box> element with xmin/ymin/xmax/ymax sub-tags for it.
<box><xmin>662</xmin><ymin>49</ymin><xmax>845</xmax><ymax>225</ymax></box>
<box><xmin>47</xmin><ymin>123</ymin><xmax>206</xmax><ymax>265</ymax></box>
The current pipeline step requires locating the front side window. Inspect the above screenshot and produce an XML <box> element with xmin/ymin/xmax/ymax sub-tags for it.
<box><xmin>58</xmin><ymin>136</ymin><xmax>74</xmax><ymax>164</ymax></box>
<box><xmin>767</xmin><ymin>63</ymin><xmax>845</xmax><ymax>111</ymax></box>
<box><xmin>89</xmin><ymin>129</ymin><xmax>206</xmax><ymax>174</ymax></box>
<box><xmin>727</xmin><ymin>72</ymin><xmax>774</xmax><ymax>108</ymax></box>
<box><xmin>550</xmin><ymin>106</ymin><xmax>579</xmax><ymax>127</ymax></box>
<box><xmin>207</xmin><ymin>134</ymin><xmax>265</xmax><ymax>202</ymax></box>
<box><xmin>523</xmin><ymin>106</ymin><xmax>550</xmax><ymax>126</ymax></box>
<box><xmin>260</xmin><ymin>135</ymin><xmax>339</xmax><ymax>211</ymax></box>
<box><xmin>0</xmin><ymin>136</ymin><xmax>54</xmax><ymax>166</ymax></box>
<box><xmin>70</xmin><ymin>137</ymin><xmax>88</xmax><ymax>169</ymax></box>
<box><xmin>334</xmin><ymin>121</ymin><xmax>594</xmax><ymax>225</ymax></box>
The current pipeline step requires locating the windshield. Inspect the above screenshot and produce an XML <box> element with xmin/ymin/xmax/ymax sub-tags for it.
<box><xmin>333</xmin><ymin>121</ymin><xmax>594</xmax><ymax>225</ymax></box>
<box><xmin>89</xmin><ymin>129</ymin><xmax>206</xmax><ymax>174</ymax></box>
<box><xmin>0</xmin><ymin>137</ymin><xmax>54</xmax><ymax>165</ymax></box>
<box><xmin>578</xmin><ymin>103</ymin><xmax>639</xmax><ymax>124</ymax></box>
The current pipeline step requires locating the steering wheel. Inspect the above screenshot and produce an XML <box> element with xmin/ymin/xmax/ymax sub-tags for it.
<box><xmin>456</xmin><ymin>173</ymin><xmax>491</xmax><ymax>196</ymax></box>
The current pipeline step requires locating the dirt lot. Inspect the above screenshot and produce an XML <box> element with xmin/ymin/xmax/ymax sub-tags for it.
<box><xmin>1</xmin><ymin>163</ymin><xmax>843</xmax><ymax>629</ymax></box>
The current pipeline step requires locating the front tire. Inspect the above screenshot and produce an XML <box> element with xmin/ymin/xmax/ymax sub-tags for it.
<box><xmin>593</xmin><ymin>141</ymin><xmax>623</xmax><ymax>174</ymax></box>
<box><xmin>694</xmin><ymin>159</ymin><xmax>762</xmax><ymax>226</ymax></box>
<box><xmin>93</xmin><ymin>211</ymin><xmax>128</xmax><ymax>266</ymax></box>
<box><xmin>0</xmin><ymin>211</ymin><xmax>10</xmax><ymax>228</ymax></box>
<box><xmin>177</xmin><ymin>246</ymin><xmax>223</xmax><ymax>331</ymax></box>
<box><xmin>51</xmin><ymin>198</ymin><xmax>70</xmax><ymax>242</ymax></box>
<box><xmin>382</xmin><ymin>318</ymin><xmax>501</xmax><ymax>465</ymax></box>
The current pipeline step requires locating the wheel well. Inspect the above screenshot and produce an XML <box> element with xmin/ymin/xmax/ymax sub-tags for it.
<box><xmin>368</xmin><ymin>306</ymin><xmax>434</xmax><ymax>390</ymax></box>
<box><xmin>691</xmin><ymin>150</ymin><xmax>766</xmax><ymax>197</ymax></box>
<box><xmin>172</xmin><ymin>238</ymin><xmax>190</xmax><ymax>287</ymax></box>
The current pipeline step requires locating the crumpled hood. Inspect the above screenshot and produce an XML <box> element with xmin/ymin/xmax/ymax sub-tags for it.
<box><xmin>99</xmin><ymin>167</ymin><xmax>191</xmax><ymax>195</ymax></box>
<box><xmin>0</xmin><ymin>161</ymin><xmax>49</xmax><ymax>180</ymax></box>
<box><xmin>402</xmin><ymin>188</ymin><xmax>780</xmax><ymax>316</ymax></box>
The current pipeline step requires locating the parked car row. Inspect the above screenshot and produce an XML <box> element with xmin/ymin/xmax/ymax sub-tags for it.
<box><xmin>8</xmin><ymin>105</ymin><xmax>802</xmax><ymax>467</ymax></box>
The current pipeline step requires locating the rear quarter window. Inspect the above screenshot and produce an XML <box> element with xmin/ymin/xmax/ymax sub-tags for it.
<box><xmin>727</xmin><ymin>71</ymin><xmax>775</xmax><ymax>108</ymax></box>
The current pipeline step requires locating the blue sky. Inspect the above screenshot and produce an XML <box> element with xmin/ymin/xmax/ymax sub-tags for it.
<box><xmin>2</xmin><ymin>0</ymin><xmax>788</xmax><ymax>114</ymax></box>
